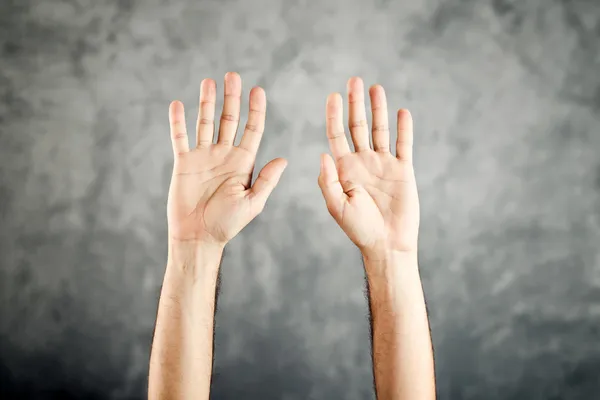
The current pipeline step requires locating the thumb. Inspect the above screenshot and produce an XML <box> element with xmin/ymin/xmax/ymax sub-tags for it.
<box><xmin>318</xmin><ymin>153</ymin><xmax>346</xmax><ymax>219</ymax></box>
<box><xmin>249</xmin><ymin>158</ymin><xmax>288</xmax><ymax>215</ymax></box>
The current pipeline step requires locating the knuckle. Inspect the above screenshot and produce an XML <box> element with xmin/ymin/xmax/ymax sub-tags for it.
<box><xmin>350</xmin><ymin>119</ymin><xmax>367</xmax><ymax>129</ymax></box>
<box><xmin>220</xmin><ymin>114</ymin><xmax>239</xmax><ymax>123</ymax></box>
<box><xmin>328</xmin><ymin>131</ymin><xmax>346</xmax><ymax>140</ymax></box>
<box><xmin>317</xmin><ymin>176</ymin><xmax>324</xmax><ymax>188</ymax></box>
<box><xmin>248</xmin><ymin>107</ymin><xmax>265</xmax><ymax>115</ymax></box>
<box><xmin>245</xmin><ymin>123</ymin><xmax>262</xmax><ymax>133</ymax></box>
<box><xmin>259</xmin><ymin>175</ymin><xmax>273</xmax><ymax>186</ymax></box>
<box><xmin>372</xmin><ymin>124</ymin><xmax>388</xmax><ymax>133</ymax></box>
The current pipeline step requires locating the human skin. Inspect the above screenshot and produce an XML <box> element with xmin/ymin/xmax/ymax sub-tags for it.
<box><xmin>147</xmin><ymin>72</ymin><xmax>287</xmax><ymax>400</ymax></box>
<box><xmin>317</xmin><ymin>77</ymin><xmax>436</xmax><ymax>399</ymax></box>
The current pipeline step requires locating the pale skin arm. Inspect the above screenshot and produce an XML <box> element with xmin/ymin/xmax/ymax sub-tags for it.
<box><xmin>148</xmin><ymin>72</ymin><xmax>287</xmax><ymax>400</ymax></box>
<box><xmin>318</xmin><ymin>77</ymin><xmax>436</xmax><ymax>399</ymax></box>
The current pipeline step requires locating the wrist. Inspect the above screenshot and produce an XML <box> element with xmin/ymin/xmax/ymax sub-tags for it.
<box><xmin>362</xmin><ymin>248</ymin><xmax>418</xmax><ymax>276</ymax></box>
<box><xmin>361</xmin><ymin>247</ymin><xmax>418</xmax><ymax>264</ymax></box>
<box><xmin>167</xmin><ymin>239</ymin><xmax>224</xmax><ymax>281</ymax></box>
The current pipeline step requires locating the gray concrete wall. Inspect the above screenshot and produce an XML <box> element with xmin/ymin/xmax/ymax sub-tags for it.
<box><xmin>1</xmin><ymin>0</ymin><xmax>599</xmax><ymax>398</ymax></box>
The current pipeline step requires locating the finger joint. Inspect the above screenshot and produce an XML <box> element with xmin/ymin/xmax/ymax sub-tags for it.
<box><xmin>350</xmin><ymin>120</ymin><xmax>367</xmax><ymax>129</ymax></box>
<box><xmin>372</xmin><ymin>124</ymin><xmax>389</xmax><ymax>133</ymax></box>
<box><xmin>328</xmin><ymin>131</ymin><xmax>346</xmax><ymax>140</ymax></box>
<box><xmin>221</xmin><ymin>114</ymin><xmax>239</xmax><ymax>123</ymax></box>
<box><xmin>245</xmin><ymin>123</ymin><xmax>262</xmax><ymax>133</ymax></box>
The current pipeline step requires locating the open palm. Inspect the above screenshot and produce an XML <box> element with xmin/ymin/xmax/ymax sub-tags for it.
<box><xmin>318</xmin><ymin>78</ymin><xmax>419</xmax><ymax>257</ymax></box>
<box><xmin>167</xmin><ymin>73</ymin><xmax>287</xmax><ymax>245</ymax></box>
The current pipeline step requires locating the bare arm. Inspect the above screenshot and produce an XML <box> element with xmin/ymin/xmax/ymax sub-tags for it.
<box><xmin>148</xmin><ymin>73</ymin><xmax>287</xmax><ymax>400</ymax></box>
<box><xmin>364</xmin><ymin>251</ymin><xmax>435</xmax><ymax>400</ymax></box>
<box><xmin>148</xmin><ymin>241</ymin><xmax>222</xmax><ymax>399</ymax></box>
<box><xmin>318</xmin><ymin>77</ymin><xmax>435</xmax><ymax>399</ymax></box>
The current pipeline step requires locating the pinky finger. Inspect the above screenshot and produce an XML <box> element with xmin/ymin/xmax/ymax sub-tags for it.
<box><xmin>169</xmin><ymin>101</ymin><xmax>190</xmax><ymax>156</ymax></box>
<box><xmin>396</xmin><ymin>109</ymin><xmax>413</xmax><ymax>162</ymax></box>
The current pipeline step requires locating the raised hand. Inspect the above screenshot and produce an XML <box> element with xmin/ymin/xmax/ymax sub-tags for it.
<box><xmin>318</xmin><ymin>77</ymin><xmax>419</xmax><ymax>259</ymax></box>
<box><xmin>167</xmin><ymin>72</ymin><xmax>287</xmax><ymax>246</ymax></box>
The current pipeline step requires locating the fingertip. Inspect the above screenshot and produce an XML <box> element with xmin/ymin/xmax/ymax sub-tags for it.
<box><xmin>169</xmin><ymin>100</ymin><xmax>184</xmax><ymax>120</ymax></box>
<box><xmin>224</xmin><ymin>72</ymin><xmax>242</xmax><ymax>95</ymax></box>
<box><xmin>200</xmin><ymin>79</ymin><xmax>216</xmax><ymax>97</ymax></box>
<box><xmin>397</xmin><ymin>109</ymin><xmax>414</xmax><ymax>130</ymax></box>
<box><xmin>327</xmin><ymin>92</ymin><xmax>341</xmax><ymax>105</ymax></box>
<box><xmin>249</xmin><ymin>86</ymin><xmax>267</xmax><ymax>107</ymax></box>
<box><xmin>278</xmin><ymin>157</ymin><xmax>288</xmax><ymax>170</ymax></box>
<box><xmin>370</xmin><ymin>85</ymin><xmax>387</xmax><ymax>109</ymax></box>
<box><xmin>369</xmin><ymin>84</ymin><xmax>383</xmax><ymax>95</ymax></box>
<box><xmin>371</xmin><ymin>84</ymin><xmax>387</xmax><ymax>101</ymax></box>
<box><xmin>224</xmin><ymin>71</ymin><xmax>241</xmax><ymax>81</ymax></box>
<box><xmin>347</xmin><ymin>76</ymin><xmax>364</xmax><ymax>91</ymax></box>
<box><xmin>347</xmin><ymin>77</ymin><xmax>365</xmax><ymax>104</ymax></box>
<box><xmin>170</xmin><ymin>100</ymin><xmax>183</xmax><ymax>110</ymax></box>
<box><xmin>250</xmin><ymin>86</ymin><xmax>266</xmax><ymax>97</ymax></box>
<box><xmin>398</xmin><ymin>108</ymin><xmax>412</xmax><ymax>119</ymax></box>
<box><xmin>265</xmin><ymin>157</ymin><xmax>288</xmax><ymax>178</ymax></box>
<box><xmin>368</xmin><ymin>85</ymin><xmax>376</xmax><ymax>97</ymax></box>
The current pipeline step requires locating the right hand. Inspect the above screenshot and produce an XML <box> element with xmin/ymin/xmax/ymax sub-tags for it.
<box><xmin>167</xmin><ymin>72</ymin><xmax>287</xmax><ymax>247</ymax></box>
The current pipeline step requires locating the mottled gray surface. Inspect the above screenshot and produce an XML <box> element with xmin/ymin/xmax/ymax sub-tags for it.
<box><xmin>1</xmin><ymin>0</ymin><xmax>600</xmax><ymax>398</ymax></box>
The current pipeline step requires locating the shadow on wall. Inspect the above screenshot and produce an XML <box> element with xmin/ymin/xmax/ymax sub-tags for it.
<box><xmin>0</xmin><ymin>353</ymin><xmax>109</xmax><ymax>400</ymax></box>
<box><xmin>1</xmin><ymin>317</ymin><xmax>376</xmax><ymax>400</ymax></box>
<box><xmin>210</xmin><ymin>323</ymin><xmax>377</xmax><ymax>400</ymax></box>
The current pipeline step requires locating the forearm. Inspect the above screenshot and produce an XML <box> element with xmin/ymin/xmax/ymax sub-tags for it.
<box><xmin>148</xmin><ymin>241</ymin><xmax>223</xmax><ymax>400</ymax></box>
<box><xmin>364</xmin><ymin>250</ymin><xmax>435</xmax><ymax>400</ymax></box>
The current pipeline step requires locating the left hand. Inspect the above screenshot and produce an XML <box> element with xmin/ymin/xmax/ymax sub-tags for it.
<box><xmin>318</xmin><ymin>77</ymin><xmax>420</xmax><ymax>258</ymax></box>
<box><xmin>167</xmin><ymin>72</ymin><xmax>287</xmax><ymax>247</ymax></box>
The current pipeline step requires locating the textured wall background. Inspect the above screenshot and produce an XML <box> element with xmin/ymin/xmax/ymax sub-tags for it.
<box><xmin>1</xmin><ymin>0</ymin><xmax>600</xmax><ymax>399</ymax></box>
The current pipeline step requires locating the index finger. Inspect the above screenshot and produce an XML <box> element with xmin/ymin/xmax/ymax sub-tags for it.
<box><xmin>169</xmin><ymin>100</ymin><xmax>189</xmax><ymax>156</ymax></box>
<box><xmin>326</xmin><ymin>93</ymin><xmax>351</xmax><ymax>161</ymax></box>
<box><xmin>238</xmin><ymin>86</ymin><xmax>266</xmax><ymax>155</ymax></box>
